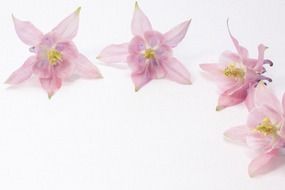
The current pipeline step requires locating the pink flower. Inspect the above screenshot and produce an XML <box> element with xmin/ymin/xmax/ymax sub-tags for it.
<box><xmin>224</xmin><ymin>84</ymin><xmax>285</xmax><ymax>177</ymax></box>
<box><xmin>200</xmin><ymin>20</ymin><xmax>273</xmax><ymax>111</ymax></box>
<box><xmin>6</xmin><ymin>7</ymin><xmax>102</xmax><ymax>98</ymax></box>
<box><xmin>97</xmin><ymin>2</ymin><xmax>191</xmax><ymax>91</ymax></box>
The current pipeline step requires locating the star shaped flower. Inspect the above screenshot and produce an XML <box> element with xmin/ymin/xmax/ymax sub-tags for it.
<box><xmin>98</xmin><ymin>2</ymin><xmax>192</xmax><ymax>91</ymax></box>
<box><xmin>7</xmin><ymin>7</ymin><xmax>102</xmax><ymax>98</ymax></box>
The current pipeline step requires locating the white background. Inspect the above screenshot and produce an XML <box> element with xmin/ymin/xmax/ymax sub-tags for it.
<box><xmin>0</xmin><ymin>0</ymin><xmax>284</xmax><ymax>189</ymax></box>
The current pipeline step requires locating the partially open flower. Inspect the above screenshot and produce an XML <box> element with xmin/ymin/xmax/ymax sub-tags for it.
<box><xmin>224</xmin><ymin>84</ymin><xmax>285</xmax><ymax>177</ymax></box>
<box><xmin>200</xmin><ymin>20</ymin><xmax>273</xmax><ymax>111</ymax></box>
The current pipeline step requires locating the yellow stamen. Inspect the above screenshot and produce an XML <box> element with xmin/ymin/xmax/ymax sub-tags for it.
<box><xmin>255</xmin><ymin>117</ymin><xmax>278</xmax><ymax>136</ymax></box>
<box><xmin>47</xmin><ymin>49</ymin><xmax>62</xmax><ymax>65</ymax></box>
<box><xmin>144</xmin><ymin>49</ymin><xmax>155</xmax><ymax>59</ymax></box>
<box><xmin>224</xmin><ymin>63</ymin><xmax>245</xmax><ymax>79</ymax></box>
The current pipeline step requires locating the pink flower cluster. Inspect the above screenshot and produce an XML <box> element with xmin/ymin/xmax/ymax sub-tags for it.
<box><xmin>200</xmin><ymin>20</ymin><xmax>285</xmax><ymax>177</ymax></box>
<box><xmin>4</xmin><ymin>2</ymin><xmax>284</xmax><ymax>178</ymax></box>
<box><xmin>7</xmin><ymin>3</ymin><xmax>192</xmax><ymax>96</ymax></box>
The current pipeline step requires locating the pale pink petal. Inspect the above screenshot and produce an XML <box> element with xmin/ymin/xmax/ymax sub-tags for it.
<box><xmin>163</xmin><ymin>57</ymin><xmax>191</xmax><ymax>84</ymax></box>
<box><xmin>127</xmin><ymin>53</ymin><xmax>146</xmax><ymax>71</ymax></box>
<box><xmin>247</xmin><ymin>107</ymin><xmax>266</xmax><ymax>129</ymax></box>
<box><xmin>148</xmin><ymin>59</ymin><xmax>166</xmax><ymax>79</ymax></box>
<box><xmin>144</xmin><ymin>31</ymin><xmax>163</xmax><ymax>48</ymax></box>
<box><xmin>224</xmin><ymin>125</ymin><xmax>249</xmax><ymax>144</ymax></box>
<box><xmin>129</xmin><ymin>56</ymin><xmax>166</xmax><ymax>81</ymax></box>
<box><xmin>132</xmin><ymin>71</ymin><xmax>151</xmax><ymax>92</ymax></box>
<box><xmin>243</xmin><ymin>45</ymin><xmax>267</xmax><ymax>73</ymax></box>
<box><xmin>6</xmin><ymin>56</ymin><xmax>37</xmax><ymax>84</ymax></box>
<box><xmin>248</xmin><ymin>150</ymin><xmax>277</xmax><ymax>177</ymax></box>
<box><xmin>200</xmin><ymin>63</ymin><xmax>223</xmax><ymax>76</ymax></box>
<box><xmin>40</xmin><ymin>75</ymin><xmax>62</xmax><ymax>98</ymax></box>
<box><xmin>33</xmin><ymin>61</ymin><xmax>51</xmax><ymax>78</ymax></box>
<box><xmin>51</xmin><ymin>7</ymin><xmax>81</xmax><ymax>42</ymax></box>
<box><xmin>256</xmin><ymin>44</ymin><xmax>267</xmax><ymax>68</ymax></box>
<box><xmin>98</xmin><ymin>43</ymin><xmax>129</xmax><ymax>65</ymax></box>
<box><xmin>216</xmin><ymin>83</ymin><xmax>249</xmax><ymax>111</ymax></box>
<box><xmin>200</xmin><ymin>63</ymin><xmax>229</xmax><ymax>86</ymax></box>
<box><xmin>55</xmin><ymin>61</ymin><xmax>74</xmax><ymax>79</ymax></box>
<box><xmin>246</xmin><ymin>133</ymin><xmax>273</xmax><ymax>152</ymax></box>
<box><xmin>12</xmin><ymin>16</ymin><xmax>43</xmax><ymax>46</ymax></box>
<box><xmin>200</xmin><ymin>63</ymin><xmax>234</xmax><ymax>91</ymax></box>
<box><xmin>243</xmin><ymin>44</ymin><xmax>267</xmax><ymax>73</ymax></box>
<box><xmin>227</xmin><ymin>20</ymin><xmax>248</xmax><ymax>58</ymax></box>
<box><xmin>54</xmin><ymin>42</ymin><xmax>78</xmax><ymax>79</ymax></box>
<box><xmin>245</xmin><ymin>86</ymin><xmax>255</xmax><ymax>111</ymax></box>
<box><xmin>245</xmin><ymin>68</ymin><xmax>261</xmax><ymax>81</ymax></box>
<box><xmin>155</xmin><ymin>44</ymin><xmax>172</xmax><ymax>61</ymax></box>
<box><xmin>56</xmin><ymin>41</ymin><xmax>79</xmax><ymax>60</ymax></box>
<box><xmin>201</xmin><ymin>62</ymin><xmax>241</xmax><ymax>94</ymax></box>
<box><xmin>131</xmin><ymin>2</ymin><xmax>152</xmax><ymax>37</ymax></box>
<box><xmin>73</xmin><ymin>54</ymin><xmax>102</xmax><ymax>79</ymax></box>
<box><xmin>254</xmin><ymin>83</ymin><xmax>281</xmax><ymax>112</ymax></box>
<box><xmin>281</xmin><ymin>94</ymin><xmax>285</xmax><ymax>136</ymax></box>
<box><xmin>128</xmin><ymin>36</ymin><xmax>145</xmax><ymax>54</ymax></box>
<box><xmin>163</xmin><ymin>20</ymin><xmax>191</xmax><ymax>48</ymax></box>
<box><xmin>219</xmin><ymin>51</ymin><xmax>241</xmax><ymax>67</ymax></box>
<box><xmin>253</xmin><ymin>44</ymin><xmax>267</xmax><ymax>71</ymax></box>
<box><xmin>242</xmin><ymin>58</ymin><xmax>257</xmax><ymax>69</ymax></box>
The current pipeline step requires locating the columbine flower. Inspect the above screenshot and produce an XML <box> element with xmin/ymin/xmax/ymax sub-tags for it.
<box><xmin>6</xmin><ymin>7</ymin><xmax>102</xmax><ymax>98</ymax></box>
<box><xmin>97</xmin><ymin>2</ymin><xmax>191</xmax><ymax>91</ymax></box>
<box><xmin>200</xmin><ymin>20</ymin><xmax>273</xmax><ymax>111</ymax></box>
<box><xmin>224</xmin><ymin>84</ymin><xmax>285</xmax><ymax>177</ymax></box>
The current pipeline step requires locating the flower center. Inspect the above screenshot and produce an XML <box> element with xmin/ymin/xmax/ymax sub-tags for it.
<box><xmin>144</xmin><ymin>48</ymin><xmax>155</xmax><ymax>59</ymax></box>
<box><xmin>224</xmin><ymin>63</ymin><xmax>245</xmax><ymax>79</ymax></box>
<box><xmin>255</xmin><ymin>117</ymin><xmax>278</xmax><ymax>136</ymax></box>
<box><xmin>47</xmin><ymin>49</ymin><xmax>62</xmax><ymax>65</ymax></box>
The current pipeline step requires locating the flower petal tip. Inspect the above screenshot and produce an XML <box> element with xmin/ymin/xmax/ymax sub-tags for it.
<box><xmin>216</xmin><ymin>106</ymin><xmax>224</xmax><ymax>111</ymax></box>
<box><xmin>248</xmin><ymin>170</ymin><xmax>256</xmax><ymax>178</ymax></box>
<box><xmin>97</xmin><ymin>73</ymin><xmax>104</xmax><ymax>79</ymax></box>
<box><xmin>4</xmin><ymin>78</ymin><xmax>11</xmax><ymax>85</ymax></box>
<box><xmin>223</xmin><ymin>132</ymin><xmax>233</xmax><ymax>142</ymax></box>
<box><xmin>48</xmin><ymin>94</ymin><xmax>53</xmax><ymax>100</ymax></box>
<box><xmin>183</xmin><ymin>80</ymin><xmax>192</xmax><ymax>85</ymax></box>
<box><xmin>5</xmin><ymin>81</ymin><xmax>12</xmax><ymax>85</ymax></box>
<box><xmin>75</xmin><ymin>7</ymin><xmax>81</xmax><ymax>15</ymax></box>
<box><xmin>11</xmin><ymin>14</ymin><xmax>18</xmax><ymax>23</ymax></box>
<box><xmin>135</xmin><ymin>1</ymin><xmax>139</xmax><ymax>9</ymax></box>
